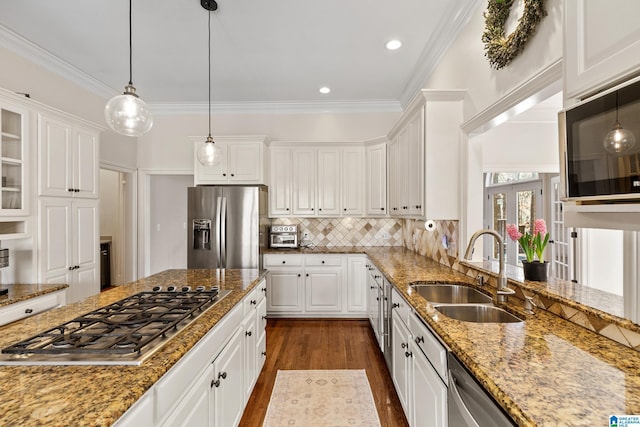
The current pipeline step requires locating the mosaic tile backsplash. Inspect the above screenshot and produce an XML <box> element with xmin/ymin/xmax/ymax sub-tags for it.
<box><xmin>401</xmin><ymin>219</ymin><xmax>459</xmax><ymax>266</ymax></box>
<box><xmin>271</xmin><ymin>217</ymin><xmax>403</xmax><ymax>247</ymax></box>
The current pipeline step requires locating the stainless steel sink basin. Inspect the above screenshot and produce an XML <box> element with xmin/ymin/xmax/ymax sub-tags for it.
<box><xmin>434</xmin><ymin>304</ymin><xmax>523</xmax><ymax>323</ymax></box>
<box><xmin>410</xmin><ymin>283</ymin><xmax>492</xmax><ymax>304</ymax></box>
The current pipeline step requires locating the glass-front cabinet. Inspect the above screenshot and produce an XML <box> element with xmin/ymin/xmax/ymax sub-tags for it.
<box><xmin>0</xmin><ymin>102</ymin><xmax>27</xmax><ymax>216</ymax></box>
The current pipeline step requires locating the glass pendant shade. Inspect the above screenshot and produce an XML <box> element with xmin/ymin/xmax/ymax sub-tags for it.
<box><xmin>603</xmin><ymin>121</ymin><xmax>636</xmax><ymax>154</ymax></box>
<box><xmin>197</xmin><ymin>136</ymin><xmax>222</xmax><ymax>166</ymax></box>
<box><xmin>105</xmin><ymin>84</ymin><xmax>153</xmax><ymax>137</ymax></box>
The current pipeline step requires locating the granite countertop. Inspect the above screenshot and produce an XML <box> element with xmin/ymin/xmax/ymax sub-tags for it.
<box><xmin>0</xmin><ymin>268</ymin><xmax>266</xmax><ymax>426</ymax></box>
<box><xmin>0</xmin><ymin>283</ymin><xmax>68</xmax><ymax>308</ymax></box>
<box><xmin>363</xmin><ymin>247</ymin><xmax>640</xmax><ymax>427</ymax></box>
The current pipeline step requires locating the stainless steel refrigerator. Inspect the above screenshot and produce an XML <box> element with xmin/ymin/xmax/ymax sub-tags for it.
<box><xmin>187</xmin><ymin>185</ymin><xmax>268</xmax><ymax>270</ymax></box>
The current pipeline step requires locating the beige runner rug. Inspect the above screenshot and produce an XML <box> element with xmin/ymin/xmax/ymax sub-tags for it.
<box><xmin>263</xmin><ymin>369</ymin><xmax>382</xmax><ymax>427</ymax></box>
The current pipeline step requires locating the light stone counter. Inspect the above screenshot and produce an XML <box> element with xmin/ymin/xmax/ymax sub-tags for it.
<box><xmin>0</xmin><ymin>269</ymin><xmax>265</xmax><ymax>426</ymax></box>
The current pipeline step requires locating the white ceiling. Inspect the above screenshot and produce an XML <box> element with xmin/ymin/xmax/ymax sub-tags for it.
<box><xmin>0</xmin><ymin>0</ymin><xmax>481</xmax><ymax>113</ymax></box>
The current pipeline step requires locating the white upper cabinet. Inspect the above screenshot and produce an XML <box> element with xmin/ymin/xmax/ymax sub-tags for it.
<box><xmin>341</xmin><ymin>146</ymin><xmax>364</xmax><ymax>216</ymax></box>
<box><xmin>0</xmin><ymin>99</ymin><xmax>28</xmax><ymax>216</ymax></box>
<box><xmin>365</xmin><ymin>142</ymin><xmax>387</xmax><ymax>216</ymax></box>
<box><xmin>317</xmin><ymin>148</ymin><xmax>341</xmax><ymax>216</ymax></box>
<box><xmin>268</xmin><ymin>147</ymin><xmax>292</xmax><ymax>216</ymax></box>
<box><xmin>268</xmin><ymin>144</ymin><xmax>365</xmax><ymax>218</ymax></box>
<box><xmin>193</xmin><ymin>136</ymin><xmax>266</xmax><ymax>185</ymax></box>
<box><xmin>565</xmin><ymin>0</ymin><xmax>640</xmax><ymax>99</ymax></box>
<box><xmin>292</xmin><ymin>147</ymin><xmax>316</xmax><ymax>216</ymax></box>
<box><xmin>38</xmin><ymin>113</ymin><xmax>99</xmax><ymax>199</ymax></box>
<box><xmin>387</xmin><ymin>90</ymin><xmax>464</xmax><ymax>220</ymax></box>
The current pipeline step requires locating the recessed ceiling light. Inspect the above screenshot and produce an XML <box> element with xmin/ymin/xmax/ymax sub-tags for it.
<box><xmin>319</xmin><ymin>87</ymin><xmax>331</xmax><ymax>94</ymax></box>
<box><xmin>385</xmin><ymin>39</ymin><xmax>402</xmax><ymax>50</ymax></box>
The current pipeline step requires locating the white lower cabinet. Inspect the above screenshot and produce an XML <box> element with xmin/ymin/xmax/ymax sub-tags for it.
<box><xmin>0</xmin><ymin>290</ymin><xmax>66</xmax><ymax>327</ymax></box>
<box><xmin>114</xmin><ymin>279</ymin><xmax>267</xmax><ymax>427</ymax></box>
<box><xmin>264</xmin><ymin>254</ymin><xmax>367</xmax><ymax>317</ymax></box>
<box><xmin>391</xmin><ymin>288</ymin><xmax>447</xmax><ymax>427</ymax></box>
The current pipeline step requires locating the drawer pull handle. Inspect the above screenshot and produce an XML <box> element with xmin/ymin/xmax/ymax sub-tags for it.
<box><xmin>250</xmin><ymin>299</ymin><xmax>257</xmax><ymax>305</ymax></box>
<box><xmin>415</xmin><ymin>336</ymin><xmax>424</xmax><ymax>344</ymax></box>
<box><xmin>401</xmin><ymin>342</ymin><xmax>407</xmax><ymax>349</ymax></box>
<box><xmin>25</xmin><ymin>308</ymin><xmax>33</xmax><ymax>314</ymax></box>
<box><xmin>261</xmin><ymin>351</ymin><xmax>267</xmax><ymax>357</ymax></box>
<box><xmin>218</xmin><ymin>372</ymin><xmax>227</xmax><ymax>380</ymax></box>
<box><xmin>246</xmin><ymin>331</ymin><xmax>252</xmax><ymax>337</ymax></box>
<box><xmin>405</xmin><ymin>351</ymin><xmax>413</xmax><ymax>358</ymax></box>
<box><xmin>211</xmin><ymin>379</ymin><xmax>220</xmax><ymax>388</ymax></box>
<box><xmin>392</xmin><ymin>303</ymin><xmax>400</xmax><ymax>308</ymax></box>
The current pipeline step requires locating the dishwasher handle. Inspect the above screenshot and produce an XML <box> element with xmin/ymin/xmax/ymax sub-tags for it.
<box><xmin>448</xmin><ymin>372</ymin><xmax>480</xmax><ymax>427</ymax></box>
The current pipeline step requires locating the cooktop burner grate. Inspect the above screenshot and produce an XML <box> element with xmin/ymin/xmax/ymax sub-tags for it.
<box><xmin>2</xmin><ymin>289</ymin><xmax>227</xmax><ymax>359</ymax></box>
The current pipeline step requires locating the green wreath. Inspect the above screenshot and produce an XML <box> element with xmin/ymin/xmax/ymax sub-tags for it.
<box><xmin>482</xmin><ymin>0</ymin><xmax>547</xmax><ymax>70</ymax></box>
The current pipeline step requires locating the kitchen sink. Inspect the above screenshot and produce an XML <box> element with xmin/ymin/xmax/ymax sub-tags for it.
<box><xmin>434</xmin><ymin>304</ymin><xmax>523</xmax><ymax>323</ymax></box>
<box><xmin>410</xmin><ymin>283</ymin><xmax>493</xmax><ymax>305</ymax></box>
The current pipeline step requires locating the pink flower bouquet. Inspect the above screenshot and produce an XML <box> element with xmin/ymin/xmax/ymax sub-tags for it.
<box><xmin>506</xmin><ymin>219</ymin><xmax>550</xmax><ymax>263</ymax></box>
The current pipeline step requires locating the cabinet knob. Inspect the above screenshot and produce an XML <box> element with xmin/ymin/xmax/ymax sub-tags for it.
<box><xmin>246</xmin><ymin>331</ymin><xmax>252</xmax><ymax>337</ymax></box>
<box><xmin>74</xmin><ymin>188</ymin><xmax>80</xmax><ymax>192</ymax></box>
<box><xmin>319</xmin><ymin>208</ymin><xmax>322</xmax><ymax>211</ymax></box>
<box><xmin>286</xmin><ymin>208</ymin><xmax>290</xmax><ymax>211</ymax></box>
<box><xmin>311</xmin><ymin>208</ymin><xmax>314</xmax><ymax>211</ymax></box>
<box><xmin>261</xmin><ymin>287</ymin><xmax>267</xmax><ymax>293</ymax></box>
<box><xmin>222</xmin><ymin>173</ymin><xmax>226</xmax><ymax>177</ymax></box>
<box><xmin>321</xmin><ymin>260</ymin><xmax>325</xmax><ymax>264</ymax></box>
<box><xmin>343</xmin><ymin>208</ymin><xmax>347</xmax><ymax>211</ymax></box>
<box><xmin>262</xmin><ymin>315</ymin><xmax>267</xmax><ymax>320</ymax></box>
<box><xmin>297</xmin><ymin>273</ymin><xmax>301</xmax><ymax>277</ymax></box>
<box><xmin>261</xmin><ymin>351</ymin><xmax>267</xmax><ymax>357</ymax></box>
<box><xmin>305</xmin><ymin>273</ymin><xmax>309</xmax><ymax>277</ymax></box>
<box><xmin>380</xmin><ymin>208</ymin><xmax>384</xmax><ymax>211</ymax></box>
<box><xmin>282</xmin><ymin>260</ymin><xmax>286</xmax><ymax>264</ymax></box>
<box><xmin>68</xmin><ymin>188</ymin><xmax>74</xmax><ymax>192</ymax></box>
<box><xmin>231</xmin><ymin>173</ymin><xmax>235</xmax><ymax>177</ymax></box>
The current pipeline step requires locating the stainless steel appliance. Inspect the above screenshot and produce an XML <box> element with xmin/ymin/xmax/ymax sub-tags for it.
<box><xmin>0</xmin><ymin>287</ymin><xmax>231</xmax><ymax>365</ymax></box>
<box><xmin>447</xmin><ymin>352</ymin><xmax>515</xmax><ymax>426</ymax></box>
<box><xmin>560</xmin><ymin>75</ymin><xmax>640</xmax><ymax>201</ymax></box>
<box><xmin>269</xmin><ymin>224</ymin><xmax>299</xmax><ymax>248</ymax></box>
<box><xmin>188</xmin><ymin>185</ymin><xmax>268</xmax><ymax>269</ymax></box>
<box><xmin>367</xmin><ymin>263</ymin><xmax>392</xmax><ymax>371</ymax></box>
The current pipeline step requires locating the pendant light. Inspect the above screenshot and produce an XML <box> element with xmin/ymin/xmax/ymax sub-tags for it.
<box><xmin>197</xmin><ymin>0</ymin><xmax>222</xmax><ymax>166</ymax></box>
<box><xmin>104</xmin><ymin>0</ymin><xmax>153</xmax><ymax>137</ymax></box>
<box><xmin>603</xmin><ymin>90</ymin><xmax>636</xmax><ymax>154</ymax></box>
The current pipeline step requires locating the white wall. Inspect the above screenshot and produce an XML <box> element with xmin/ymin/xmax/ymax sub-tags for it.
<box><xmin>138</xmin><ymin>112</ymin><xmax>400</xmax><ymax>171</ymax></box>
<box><xmin>99</xmin><ymin>169</ymin><xmax>119</xmax><ymax>238</ymax></box>
<box><xmin>422</xmin><ymin>0</ymin><xmax>563</xmax><ymax>121</ymax></box>
<box><xmin>482</xmin><ymin>121</ymin><xmax>559</xmax><ymax>173</ymax></box>
<box><xmin>148</xmin><ymin>175</ymin><xmax>193</xmax><ymax>274</ymax></box>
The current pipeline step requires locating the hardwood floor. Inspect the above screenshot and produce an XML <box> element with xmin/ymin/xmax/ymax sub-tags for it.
<box><xmin>240</xmin><ymin>318</ymin><xmax>409</xmax><ymax>427</ymax></box>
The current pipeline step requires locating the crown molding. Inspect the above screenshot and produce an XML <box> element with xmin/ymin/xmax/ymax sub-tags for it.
<box><xmin>150</xmin><ymin>100</ymin><xmax>402</xmax><ymax>115</ymax></box>
<box><xmin>398</xmin><ymin>0</ymin><xmax>483</xmax><ymax>108</ymax></box>
<box><xmin>0</xmin><ymin>24</ymin><xmax>117</xmax><ymax>99</ymax></box>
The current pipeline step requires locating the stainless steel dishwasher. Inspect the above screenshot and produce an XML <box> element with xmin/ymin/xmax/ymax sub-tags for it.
<box><xmin>447</xmin><ymin>352</ymin><xmax>516</xmax><ymax>426</ymax></box>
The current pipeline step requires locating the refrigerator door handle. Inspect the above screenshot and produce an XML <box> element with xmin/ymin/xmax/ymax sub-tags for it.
<box><xmin>215</xmin><ymin>196</ymin><xmax>223</xmax><ymax>268</ymax></box>
<box><xmin>220</xmin><ymin>196</ymin><xmax>227</xmax><ymax>268</ymax></box>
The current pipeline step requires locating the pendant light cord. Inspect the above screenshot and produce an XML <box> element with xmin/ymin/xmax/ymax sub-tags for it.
<box><xmin>208</xmin><ymin>9</ymin><xmax>212</xmax><ymax>138</ymax></box>
<box><xmin>128</xmin><ymin>0</ymin><xmax>133</xmax><ymax>86</ymax></box>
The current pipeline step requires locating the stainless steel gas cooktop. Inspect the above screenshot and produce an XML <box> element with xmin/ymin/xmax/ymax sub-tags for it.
<box><xmin>0</xmin><ymin>286</ymin><xmax>231</xmax><ymax>366</ymax></box>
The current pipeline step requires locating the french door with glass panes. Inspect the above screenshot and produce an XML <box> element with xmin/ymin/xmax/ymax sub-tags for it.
<box><xmin>484</xmin><ymin>180</ymin><xmax>542</xmax><ymax>267</ymax></box>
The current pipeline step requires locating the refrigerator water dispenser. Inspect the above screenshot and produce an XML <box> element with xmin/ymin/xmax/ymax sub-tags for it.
<box><xmin>193</xmin><ymin>219</ymin><xmax>211</xmax><ymax>250</ymax></box>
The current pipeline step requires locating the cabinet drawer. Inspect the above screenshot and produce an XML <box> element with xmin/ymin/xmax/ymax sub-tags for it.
<box><xmin>263</xmin><ymin>254</ymin><xmax>303</xmax><ymax>267</ymax></box>
<box><xmin>391</xmin><ymin>288</ymin><xmax>411</xmax><ymax>326</ymax></box>
<box><xmin>255</xmin><ymin>278</ymin><xmax>267</xmax><ymax>303</ymax></box>
<box><xmin>0</xmin><ymin>291</ymin><xmax>65</xmax><ymax>327</ymax></box>
<box><xmin>305</xmin><ymin>255</ymin><xmax>342</xmax><ymax>267</ymax></box>
<box><xmin>409</xmin><ymin>312</ymin><xmax>448</xmax><ymax>383</ymax></box>
<box><xmin>243</xmin><ymin>287</ymin><xmax>259</xmax><ymax>317</ymax></box>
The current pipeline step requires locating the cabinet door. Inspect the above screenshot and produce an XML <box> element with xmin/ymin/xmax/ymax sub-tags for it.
<box><xmin>292</xmin><ymin>148</ymin><xmax>316</xmax><ymax>216</ymax></box>
<box><xmin>72</xmin><ymin>199</ymin><xmax>99</xmax><ymax>303</ymax></box>
<box><xmin>397</xmin><ymin>127</ymin><xmax>410</xmax><ymax>216</ymax></box>
<box><xmin>194</xmin><ymin>140</ymin><xmax>229</xmax><ymax>184</ymax></box>
<box><xmin>388</xmin><ymin>139</ymin><xmax>399</xmax><ymax>215</ymax></box>
<box><xmin>0</xmin><ymin>102</ymin><xmax>28</xmax><ymax>216</ymax></box>
<box><xmin>304</xmin><ymin>268</ymin><xmax>342</xmax><ymax>312</ymax></box>
<box><xmin>268</xmin><ymin>147</ymin><xmax>292</xmax><ymax>216</ymax></box>
<box><xmin>347</xmin><ymin>256</ymin><xmax>367</xmax><ymax>313</ymax></box>
<box><xmin>73</xmin><ymin>127</ymin><xmax>99</xmax><ymax>198</ymax></box>
<box><xmin>391</xmin><ymin>310</ymin><xmax>412</xmax><ymax>422</ymax></box>
<box><xmin>242</xmin><ymin>311</ymin><xmax>258</xmax><ymax>403</ymax></box>
<box><xmin>412</xmin><ymin>345</ymin><xmax>447</xmax><ymax>427</ymax></box>
<box><xmin>38</xmin><ymin>114</ymin><xmax>72</xmax><ymax>197</ymax></box>
<box><xmin>367</xmin><ymin>271</ymin><xmax>380</xmax><ymax>345</ymax></box>
<box><xmin>213</xmin><ymin>327</ymin><xmax>245</xmax><ymax>427</ymax></box>
<box><xmin>316</xmin><ymin>148</ymin><xmax>341</xmax><ymax>216</ymax></box>
<box><xmin>266</xmin><ymin>270</ymin><xmax>303</xmax><ymax>312</ymax></box>
<box><xmin>341</xmin><ymin>147</ymin><xmax>364</xmax><ymax>216</ymax></box>
<box><xmin>229</xmin><ymin>143</ymin><xmax>262</xmax><ymax>183</ymax></box>
<box><xmin>160</xmin><ymin>366</ymin><xmax>213</xmax><ymax>427</ymax></box>
<box><xmin>366</xmin><ymin>143</ymin><xmax>387</xmax><ymax>216</ymax></box>
<box><xmin>407</xmin><ymin>108</ymin><xmax>424</xmax><ymax>217</ymax></box>
<box><xmin>565</xmin><ymin>0</ymin><xmax>640</xmax><ymax>98</ymax></box>
<box><xmin>38</xmin><ymin>199</ymin><xmax>72</xmax><ymax>280</ymax></box>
